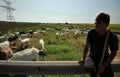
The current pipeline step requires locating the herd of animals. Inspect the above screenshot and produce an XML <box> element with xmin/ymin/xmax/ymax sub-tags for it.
<box><xmin>0</xmin><ymin>26</ymin><xmax>90</xmax><ymax>61</ymax></box>
<box><xmin>0</xmin><ymin>30</ymin><xmax>46</xmax><ymax>61</ymax></box>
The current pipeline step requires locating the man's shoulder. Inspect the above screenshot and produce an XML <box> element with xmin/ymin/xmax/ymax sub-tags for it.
<box><xmin>88</xmin><ymin>29</ymin><xmax>96</xmax><ymax>34</ymax></box>
<box><xmin>109</xmin><ymin>31</ymin><xmax>118</xmax><ymax>41</ymax></box>
<box><xmin>109</xmin><ymin>31</ymin><xmax>118</xmax><ymax>38</ymax></box>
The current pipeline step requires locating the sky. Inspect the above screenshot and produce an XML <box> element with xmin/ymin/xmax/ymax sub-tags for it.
<box><xmin>0</xmin><ymin>0</ymin><xmax>120</xmax><ymax>24</ymax></box>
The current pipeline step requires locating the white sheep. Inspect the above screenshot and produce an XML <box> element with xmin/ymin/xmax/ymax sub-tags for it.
<box><xmin>0</xmin><ymin>35</ymin><xmax>7</xmax><ymax>43</ymax></box>
<box><xmin>19</xmin><ymin>34</ymin><xmax>27</xmax><ymax>39</ymax></box>
<box><xmin>73</xmin><ymin>30</ymin><xmax>79</xmax><ymax>39</ymax></box>
<box><xmin>20</xmin><ymin>38</ymin><xmax>30</xmax><ymax>44</ymax></box>
<box><xmin>39</xmin><ymin>39</ymin><xmax>45</xmax><ymax>51</ymax></box>
<box><xmin>0</xmin><ymin>41</ymin><xmax>10</xmax><ymax>49</ymax></box>
<box><xmin>60</xmin><ymin>31</ymin><xmax>69</xmax><ymax>39</ymax></box>
<box><xmin>56</xmin><ymin>32</ymin><xmax>59</xmax><ymax>39</ymax></box>
<box><xmin>9</xmin><ymin>47</ymin><xmax>40</xmax><ymax>61</ymax></box>
<box><xmin>19</xmin><ymin>38</ymin><xmax>31</xmax><ymax>51</ymax></box>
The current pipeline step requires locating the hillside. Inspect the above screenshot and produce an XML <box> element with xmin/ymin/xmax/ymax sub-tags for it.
<box><xmin>0</xmin><ymin>21</ymin><xmax>40</xmax><ymax>33</ymax></box>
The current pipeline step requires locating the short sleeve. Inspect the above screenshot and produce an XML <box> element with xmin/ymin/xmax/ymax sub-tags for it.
<box><xmin>87</xmin><ymin>30</ymin><xmax>92</xmax><ymax>43</ymax></box>
<box><xmin>109</xmin><ymin>34</ymin><xmax>118</xmax><ymax>51</ymax></box>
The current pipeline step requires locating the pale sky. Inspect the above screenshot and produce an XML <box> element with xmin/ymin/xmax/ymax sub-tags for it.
<box><xmin>0</xmin><ymin>0</ymin><xmax>120</xmax><ymax>24</ymax></box>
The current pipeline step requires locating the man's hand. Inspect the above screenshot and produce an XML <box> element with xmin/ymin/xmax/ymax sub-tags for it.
<box><xmin>78</xmin><ymin>58</ymin><xmax>85</xmax><ymax>65</ymax></box>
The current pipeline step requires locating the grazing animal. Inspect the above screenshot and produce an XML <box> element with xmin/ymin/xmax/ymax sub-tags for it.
<box><xmin>8</xmin><ymin>35</ymin><xmax>18</xmax><ymax>50</ymax></box>
<box><xmin>0</xmin><ymin>35</ymin><xmax>7</xmax><ymax>43</ymax></box>
<box><xmin>27</xmin><ymin>30</ymin><xmax>34</xmax><ymax>38</ymax></box>
<box><xmin>0</xmin><ymin>41</ymin><xmax>13</xmax><ymax>60</ymax></box>
<box><xmin>9</xmin><ymin>47</ymin><xmax>40</xmax><ymax>61</ymax></box>
<box><xmin>73</xmin><ymin>30</ymin><xmax>79</xmax><ymax>39</ymax></box>
<box><xmin>19</xmin><ymin>34</ymin><xmax>27</xmax><ymax>39</ymax></box>
<box><xmin>39</xmin><ymin>39</ymin><xmax>45</xmax><ymax>51</ymax></box>
<box><xmin>56</xmin><ymin>32</ymin><xmax>59</xmax><ymax>39</ymax></box>
<box><xmin>19</xmin><ymin>38</ymin><xmax>30</xmax><ymax>51</ymax></box>
<box><xmin>0</xmin><ymin>41</ymin><xmax>10</xmax><ymax>49</ymax></box>
<box><xmin>8</xmin><ymin>35</ymin><xmax>18</xmax><ymax>42</ymax></box>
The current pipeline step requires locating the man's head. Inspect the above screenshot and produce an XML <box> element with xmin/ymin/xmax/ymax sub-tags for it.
<box><xmin>95</xmin><ymin>13</ymin><xmax>110</xmax><ymax>32</ymax></box>
<box><xmin>95</xmin><ymin>13</ymin><xmax>110</xmax><ymax>25</ymax></box>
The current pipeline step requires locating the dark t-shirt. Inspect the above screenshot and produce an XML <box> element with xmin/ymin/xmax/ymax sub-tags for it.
<box><xmin>87</xmin><ymin>29</ymin><xmax>118</xmax><ymax>65</ymax></box>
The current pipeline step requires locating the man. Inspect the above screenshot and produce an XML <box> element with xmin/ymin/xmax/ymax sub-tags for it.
<box><xmin>81</xmin><ymin>13</ymin><xmax>118</xmax><ymax>77</ymax></box>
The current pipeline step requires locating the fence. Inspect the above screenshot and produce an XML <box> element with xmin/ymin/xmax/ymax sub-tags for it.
<box><xmin>0</xmin><ymin>60</ymin><xmax>120</xmax><ymax>75</ymax></box>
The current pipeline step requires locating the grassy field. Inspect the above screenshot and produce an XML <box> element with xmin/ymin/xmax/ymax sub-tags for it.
<box><xmin>1</xmin><ymin>22</ymin><xmax>120</xmax><ymax>77</ymax></box>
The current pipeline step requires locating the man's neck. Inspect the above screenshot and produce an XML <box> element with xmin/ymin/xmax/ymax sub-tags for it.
<box><xmin>96</xmin><ymin>29</ymin><xmax>107</xmax><ymax>35</ymax></box>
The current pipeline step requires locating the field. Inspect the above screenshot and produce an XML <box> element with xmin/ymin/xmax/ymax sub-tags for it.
<box><xmin>0</xmin><ymin>21</ymin><xmax>120</xmax><ymax>77</ymax></box>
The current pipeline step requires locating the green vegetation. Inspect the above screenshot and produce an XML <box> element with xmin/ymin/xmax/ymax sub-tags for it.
<box><xmin>7</xmin><ymin>23</ymin><xmax>120</xmax><ymax>61</ymax></box>
<box><xmin>6</xmin><ymin>23</ymin><xmax>120</xmax><ymax>77</ymax></box>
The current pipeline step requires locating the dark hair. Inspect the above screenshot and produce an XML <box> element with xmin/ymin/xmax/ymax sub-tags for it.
<box><xmin>95</xmin><ymin>13</ymin><xmax>110</xmax><ymax>25</ymax></box>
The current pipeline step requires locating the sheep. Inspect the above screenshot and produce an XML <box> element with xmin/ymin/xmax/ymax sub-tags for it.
<box><xmin>39</xmin><ymin>39</ymin><xmax>46</xmax><ymax>61</ymax></box>
<box><xmin>8</xmin><ymin>35</ymin><xmax>18</xmax><ymax>42</ymax></box>
<box><xmin>8</xmin><ymin>35</ymin><xmax>19</xmax><ymax>50</ymax></box>
<box><xmin>0</xmin><ymin>35</ymin><xmax>7</xmax><ymax>43</ymax></box>
<box><xmin>0</xmin><ymin>41</ymin><xmax>10</xmax><ymax>49</ymax></box>
<box><xmin>27</xmin><ymin>30</ymin><xmax>34</xmax><ymax>38</ymax></box>
<box><xmin>33</xmin><ymin>31</ymin><xmax>39</xmax><ymax>34</ymax></box>
<box><xmin>19</xmin><ymin>31</ymin><xmax>25</xmax><ymax>35</ymax></box>
<box><xmin>9</xmin><ymin>47</ymin><xmax>40</xmax><ymax>61</ymax></box>
<box><xmin>40</xmin><ymin>30</ymin><xmax>46</xmax><ymax>36</ymax></box>
<box><xmin>60</xmin><ymin>31</ymin><xmax>69</xmax><ymax>39</ymax></box>
<box><xmin>60</xmin><ymin>32</ymin><xmax>66</xmax><ymax>38</ymax></box>
<box><xmin>19</xmin><ymin>38</ymin><xmax>31</xmax><ymax>51</ymax></box>
<box><xmin>56</xmin><ymin>32</ymin><xmax>59</xmax><ymax>39</ymax></box>
<box><xmin>28</xmin><ymin>30</ymin><xmax>34</xmax><ymax>34</ymax></box>
<box><xmin>14</xmin><ymin>32</ymin><xmax>20</xmax><ymax>36</ymax></box>
<box><xmin>0</xmin><ymin>47</ymin><xmax>13</xmax><ymax>60</ymax></box>
<box><xmin>73</xmin><ymin>30</ymin><xmax>80</xmax><ymax>39</ymax></box>
<box><xmin>20</xmin><ymin>38</ymin><xmax>30</xmax><ymax>44</ymax></box>
<box><xmin>39</xmin><ymin>39</ymin><xmax>45</xmax><ymax>52</ymax></box>
<box><xmin>0</xmin><ymin>41</ymin><xmax>13</xmax><ymax>60</ymax></box>
<box><xmin>19</xmin><ymin>34</ymin><xmax>27</xmax><ymax>39</ymax></box>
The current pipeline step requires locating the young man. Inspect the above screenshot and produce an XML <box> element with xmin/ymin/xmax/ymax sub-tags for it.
<box><xmin>81</xmin><ymin>13</ymin><xmax>118</xmax><ymax>77</ymax></box>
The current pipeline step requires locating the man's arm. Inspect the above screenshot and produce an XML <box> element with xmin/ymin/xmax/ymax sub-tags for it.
<box><xmin>98</xmin><ymin>50</ymin><xmax>117</xmax><ymax>74</ymax></box>
<box><xmin>104</xmin><ymin>33</ymin><xmax>118</xmax><ymax>67</ymax></box>
<box><xmin>99</xmin><ymin>34</ymin><xmax>118</xmax><ymax>74</ymax></box>
<box><xmin>103</xmin><ymin>50</ymin><xmax>117</xmax><ymax>67</ymax></box>
<box><xmin>82</xmin><ymin>41</ymin><xmax>90</xmax><ymax>62</ymax></box>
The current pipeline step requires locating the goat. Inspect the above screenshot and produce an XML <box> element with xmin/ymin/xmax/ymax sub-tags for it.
<box><xmin>9</xmin><ymin>47</ymin><xmax>40</xmax><ymax>61</ymax></box>
<box><xmin>19</xmin><ymin>38</ymin><xmax>31</xmax><ymax>51</ymax></box>
<box><xmin>39</xmin><ymin>39</ymin><xmax>45</xmax><ymax>52</ymax></box>
<box><xmin>0</xmin><ymin>41</ymin><xmax>13</xmax><ymax>60</ymax></box>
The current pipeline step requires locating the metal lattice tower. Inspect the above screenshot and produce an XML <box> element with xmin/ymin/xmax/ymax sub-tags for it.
<box><xmin>0</xmin><ymin>0</ymin><xmax>15</xmax><ymax>22</ymax></box>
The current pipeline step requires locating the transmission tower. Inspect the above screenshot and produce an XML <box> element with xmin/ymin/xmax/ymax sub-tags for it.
<box><xmin>0</xmin><ymin>0</ymin><xmax>15</xmax><ymax>22</ymax></box>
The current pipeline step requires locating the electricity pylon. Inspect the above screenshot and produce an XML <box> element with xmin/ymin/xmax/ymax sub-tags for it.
<box><xmin>0</xmin><ymin>0</ymin><xmax>15</xmax><ymax>22</ymax></box>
